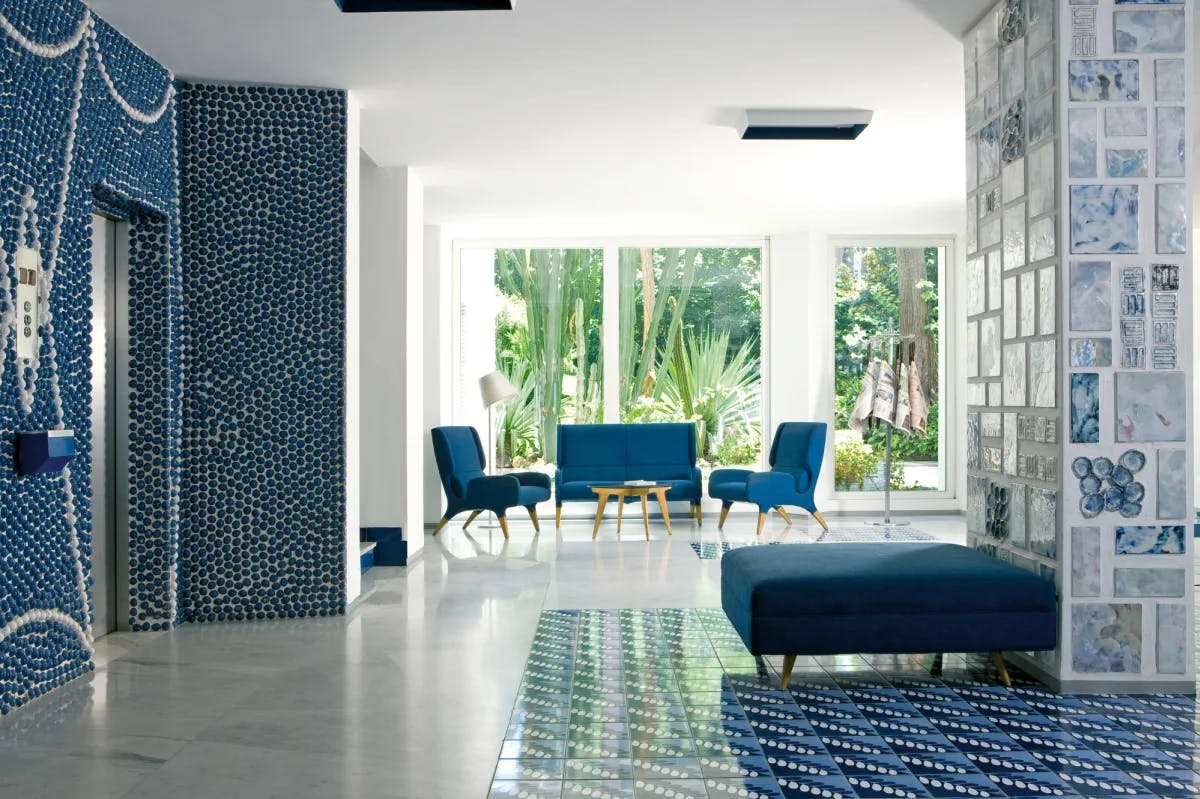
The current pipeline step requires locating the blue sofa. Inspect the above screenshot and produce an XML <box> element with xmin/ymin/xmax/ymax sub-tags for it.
<box><xmin>555</xmin><ymin>423</ymin><xmax>702</xmax><ymax>526</ymax></box>
<box><xmin>722</xmin><ymin>542</ymin><xmax>1057</xmax><ymax>689</ymax></box>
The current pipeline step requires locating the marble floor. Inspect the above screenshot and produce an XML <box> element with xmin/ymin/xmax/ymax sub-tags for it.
<box><xmin>0</xmin><ymin>514</ymin><xmax>1187</xmax><ymax>799</ymax></box>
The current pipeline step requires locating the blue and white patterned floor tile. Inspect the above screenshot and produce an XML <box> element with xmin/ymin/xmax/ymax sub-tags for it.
<box><xmin>492</xmin><ymin>609</ymin><xmax>1200</xmax><ymax>798</ymax></box>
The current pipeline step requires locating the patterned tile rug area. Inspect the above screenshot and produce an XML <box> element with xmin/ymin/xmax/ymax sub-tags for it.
<box><xmin>491</xmin><ymin>608</ymin><xmax>1200</xmax><ymax>799</ymax></box>
<box><xmin>689</xmin><ymin>527</ymin><xmax>938</xmax><ymax>560</ymax></box>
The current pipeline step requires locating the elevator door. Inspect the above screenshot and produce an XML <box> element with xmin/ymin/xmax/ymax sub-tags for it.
<box><xmin>90</xmin><ymin>213</ymin><xmax>129</xmax><ymax>636</ymax></box>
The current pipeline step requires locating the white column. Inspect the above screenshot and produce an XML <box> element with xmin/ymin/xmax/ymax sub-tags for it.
<box><xmin>344</xmin><ymin>94</ymin><xmax>362</xmax><ymax>604</ymax></box>
<box><xmin>359</xmin><ymin>161</ymin><xmax>425</xmax><ymax>557</ymax></box>
<box><xmin>423</xmin><ymin>225</ymin><xmax>451</xmax><ymax>525</ymax></box>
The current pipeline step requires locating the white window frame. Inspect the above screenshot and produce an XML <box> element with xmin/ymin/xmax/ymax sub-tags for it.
<box><xmin>825</xmin><ymin>235</ymin><xmax>959</xmax><ymax>510</ymax></box>
<box><xmin>451</xmin><ymin>237</ymin><xmax>772</xmax><ymax>471</ymax></box>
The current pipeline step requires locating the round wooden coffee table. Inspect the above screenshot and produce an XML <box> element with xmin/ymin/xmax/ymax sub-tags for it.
<box><xmin>589</xmin><ymin>484</ymin><xmax>673</xmax><ymax>540</ymax></box>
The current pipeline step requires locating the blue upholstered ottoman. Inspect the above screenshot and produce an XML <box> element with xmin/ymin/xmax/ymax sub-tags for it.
<box><xmin>721</xmin><ymin>543</ymin><xmax>1057</xmax><ymax>687</ymax></box>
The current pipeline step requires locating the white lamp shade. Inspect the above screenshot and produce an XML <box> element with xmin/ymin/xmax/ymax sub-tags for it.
<box><xmin>479</xmin><ymin>370</ymin><xmax>518</xmax><ymax>409</ymax></box>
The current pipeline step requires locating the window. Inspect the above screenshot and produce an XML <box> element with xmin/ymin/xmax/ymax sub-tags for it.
<box><xmin>832</xmin><ymin>245</ymin><xmax>945</xmax><ymax>493</ymax></box>
<box><xmin>618</xmin><ymin>247</ymin><xmax>762</xmax><ymax>468</ymax></box>
<box><xmin>457</xmin><ymin>243</ymin><xmax>765</xmax><ymax>473</ymax></box>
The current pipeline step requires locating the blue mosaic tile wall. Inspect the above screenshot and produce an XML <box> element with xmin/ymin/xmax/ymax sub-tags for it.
<box><xmin>177</xmin><ymin>84</ymin><xmax>348</xmax><ymax>623</ymax></box>
<box><xmin>0</xmin><ymin>0</ymin><xmax>181</xmax><ymax>712</ymax></box>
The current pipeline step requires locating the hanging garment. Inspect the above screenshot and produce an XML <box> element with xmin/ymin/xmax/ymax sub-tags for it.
<box><xmin>849</xmin><ymin>358</ymin><xmax>880</xmax><ymax>434</ymax></box>
<box><xmin>894</xmin><ymin>361</ymin><xmax>911</xmax><ymax>433</ymax></box>
<box><xmin>871</xmin><ymin>359</ymin><xmax>897</xmax><ymax>426</ymax></box>
<box><xmin>908</xmin><ymin>354</ymin><xmax>929</xmax><ymax>435</ymax></box>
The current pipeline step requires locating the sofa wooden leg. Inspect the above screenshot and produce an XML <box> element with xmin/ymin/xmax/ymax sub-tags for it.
<box><xmin>756</xmin><ymin>512</ymin><xmax>767</xmax><ymax>536</ymax></box>
<box><xmin>462</xmin><ymin>510</ymin><xmax>482</xmax><ymax>531</ymax></box>
<box><xmin>528</xmin><ymin>507</ymin><xmax>541</xmax><ymax>533</ymax></box>
<box><xmin>811</xmin><ymin>510</ymin><xmax>830</xmax><ymax>532</ymax></box>
<box><xmin>990</xmin><ymin>651</ymin><xmax>1011</xmax><ymax>687</ymax></box>
<box><xmin>775</xmin><ymin>506</ymin><xmax>793</xmax><ymax>526</ymax></box>
<box><xmin>695</xmin><ymin>504</ymin><xmax>702</xmax><ymax>525</ymax></box>
<box><xmin>498</xmin><ymin>515</ymin><xmax>510</xmax><ymax>540</ymax></box>
<box><xmin>718</xmin><ymin>505</ymin><xmax>730</xmax><ymax>530</ymax></box>
<box><xmin>555</xmin><ymin>505</ymin><xmax>562</xmax><ymax>528</ymax></box>
<box><xmin>433</xmin><ymin>516</ymin><xmax>450</xmax><ymax>536</ymax></box>
<box><xmin>780</xmin><ymin>654</ymin><xmax>797</xmax><ymax>689</ymax></box>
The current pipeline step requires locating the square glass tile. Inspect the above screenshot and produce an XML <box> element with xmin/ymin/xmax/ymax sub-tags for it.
<box><xmin>492</xmin><ymin>609</ymin><xmax>1200</xmax><ymax>799</ymax></box>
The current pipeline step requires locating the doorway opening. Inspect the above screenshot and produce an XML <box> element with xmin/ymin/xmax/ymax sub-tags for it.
<box><xmin>89</xmin><ymin>212</ymin><xmax>131</xmax><ymax>637</ymax></box>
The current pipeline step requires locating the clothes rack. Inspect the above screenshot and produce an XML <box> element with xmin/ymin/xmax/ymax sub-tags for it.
<box><xmin>864</xmin><ymin>319</ymin><xmax>916</xmax><ymax>527</ymax></box>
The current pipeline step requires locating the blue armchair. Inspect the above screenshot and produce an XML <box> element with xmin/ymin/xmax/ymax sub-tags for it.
<box><xmin>708</xmin><ymin>422</ymin><xmax>829</xmax><ymax>535</ymax></box>
<box><xmin>431</xmin><ymin>426</ymin><xmax>552</xmax><ymax>539</ymax></box>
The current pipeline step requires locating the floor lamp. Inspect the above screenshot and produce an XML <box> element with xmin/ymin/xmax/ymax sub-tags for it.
<box><xmin>479</xmin><ymin>370</ymin><xmax>518</xmax><ymax>529</ymax></box>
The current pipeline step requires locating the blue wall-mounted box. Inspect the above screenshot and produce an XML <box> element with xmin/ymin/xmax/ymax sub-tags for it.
<box><xmin>362</xmin><ymin>527</ymin><xmax>407</xmax><ymax>566</ymax></box>
<box><xmin>16</xmin><ymin>430</ymin><xmax>75</xmax><ymax>476</ymax></box>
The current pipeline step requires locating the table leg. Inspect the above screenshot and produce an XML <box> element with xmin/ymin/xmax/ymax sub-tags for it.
<box><xmin>655</xmin><ymin>489</ymin><xmax>672</xmax><ymax>534</ymax></box>
<box><xmin>592</xmin><ymin>493</ymin><xmax>609</xmax><ymax>540</ymax></box>
<box><xmin>616</xmin><ymin>496</ymin><xmax>624</xmax><ymax>535</ymax></box>
<box><xmin>641</xmin><ymin>495</ymin><xmax>650</xmax><ymax>540</ymax></box>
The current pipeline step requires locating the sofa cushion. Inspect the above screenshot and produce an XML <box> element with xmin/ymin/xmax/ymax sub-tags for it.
<box><xmin>626</xmin><ymin>423</ymin><xmax>697</xmax><ymax>467</ymax></box>
<box><xmin>558</xmin><ymin>424</ymin><xmax>627</xmax><ymax>467</ymax></box>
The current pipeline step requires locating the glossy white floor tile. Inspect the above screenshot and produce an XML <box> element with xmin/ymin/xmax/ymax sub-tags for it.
<box><xmin>0</xmin><ymin>513</ymin><xmax>965</xmax><ymax>799</ymax></box>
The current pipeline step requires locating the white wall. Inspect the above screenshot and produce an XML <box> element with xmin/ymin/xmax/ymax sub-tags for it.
<box><xmin>359</xmin><ymin>158</ymin><xmax>425</xmax><ymax>556</ymax></box>
<box><xmin>344</xmin><ymin>95</ymin><xmax>362</xmax><ymax>605</ymax></box>
<box><xmin>423</xmin><ymin>225</ymin><xmax>452</xmax><ymax>525</ymax></box>
<box><xmin>771</xmin><ymin>226</ymin><xmax>965</xmax><ymax>515</ymax></box>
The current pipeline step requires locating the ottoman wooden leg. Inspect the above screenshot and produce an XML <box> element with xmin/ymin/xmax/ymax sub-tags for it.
<box><xmin>990</xmin><ymin>651</ymin><xmax>1011</xmax><ymax>687</ymax></box>
<box><xmin>780</xmin><ymin>655</ymin><xmax>797</xmax><ymax>689</ymax></box>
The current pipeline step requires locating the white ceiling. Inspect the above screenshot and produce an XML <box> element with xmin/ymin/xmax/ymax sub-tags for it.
<box><xmin>89</xmin><ymin>0</ymin><xmax>995</xmax><ymax>235</ymax></box>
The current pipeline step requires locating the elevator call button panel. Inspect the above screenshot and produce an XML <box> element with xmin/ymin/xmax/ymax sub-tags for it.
<box><xmin>15</xmin><ymin>246</ymin><xmax>39</xmax><ymax>360</ymax></box>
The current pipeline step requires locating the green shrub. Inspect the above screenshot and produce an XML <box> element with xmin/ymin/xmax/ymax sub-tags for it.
<box><xmin>834</xmin><ymin>440</ymin><xmax>880</xmax><ymax>490</ymax></box>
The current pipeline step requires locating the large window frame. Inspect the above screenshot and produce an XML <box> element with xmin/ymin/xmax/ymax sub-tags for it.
<box><xmin>452</xmin><ymin>237</ymin><xmax>772</xmax><ymax>474</ymax></box>
<box><xmin>827</xmin><ymin>235</ymin><xmax>958</xmax><ymax>506</ymax></box>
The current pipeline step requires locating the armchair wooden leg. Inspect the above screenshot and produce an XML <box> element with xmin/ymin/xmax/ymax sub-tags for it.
<box><xmin>780</xmin><ymin>655</ymin><xmax>797</xmax><ymax>689</ymax></box>
<box><xmin>718</xmin><ymin>504</ymin><xmax>730</xmax><ymax>530</ymax></box>
<box><xmin>528</xmin><ymin>506</ymin><xmax>541</xmax><ymax>533</ymax></box>
<box><xmin>555</xmin><ymin>504</ymin><xmax>562</xmax><ymax>528</ymax></box>
<box><xmin>990</xmin><ymin>651</ymin><xmax>1011</xmax><ymax>687</ymax></box>
<box><xmin>462</xmin><ymin>510</ymin><xmax>482</xmax><ymax>531</ymax></box>
<box><xmin>497</xmin><ymin>515</ymin><xmax>510</xmax><ymax>540</ymax></box>
<box><xmin>433</xmin><ymin>516</ymin><xmax>450</xmax><ymax>536</ymax></box>
<box><xmin>811</xmin><ymin>510</ymin><xmax>830</xmax><ymax>532</ymax></box>
<box><xmin>775</xmin><ymin>506</ymin><xmax>793</xmax><ymax>526</ymax></box>
<box><xmin>756</xmin><ymin>512</ymin><xmax>768</xmax><ymax>536</ymax></box>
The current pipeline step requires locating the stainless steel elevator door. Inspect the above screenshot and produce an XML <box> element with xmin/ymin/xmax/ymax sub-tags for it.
<box><xmin>90</xmin><ymin>213</ymin><xmax>130</xmax><ymax>636</ymax></box>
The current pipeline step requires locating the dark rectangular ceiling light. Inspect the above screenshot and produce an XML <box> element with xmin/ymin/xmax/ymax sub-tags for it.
<box><xmin>739</xmin><ymin>109</ymin><xmax>873</xmax><ymax>141</ymax></box>
<box><xmin>336</xmin><ymin>0</ymin><xmax>513</xmax><ymax>10</ymax></box>
<box><xmin>741</xmin><ymin>124</ymin><xmax>869</xmax><ymax>141</ymax></box>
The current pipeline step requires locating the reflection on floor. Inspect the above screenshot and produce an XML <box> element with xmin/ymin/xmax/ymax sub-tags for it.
<box><xmin>688</xmin><ymin>527</ymin><xmax>939</xmax><ymax>560</ymax></box>
<box><xmin>494</xmin><ymin>608</ymin><xmax>1199</xmax><ymax>799</ymax></box>
<box><xmin>0</xmin><ymin>514</ymin><xmax>1194</xmax><ymax>799</ymax></box>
